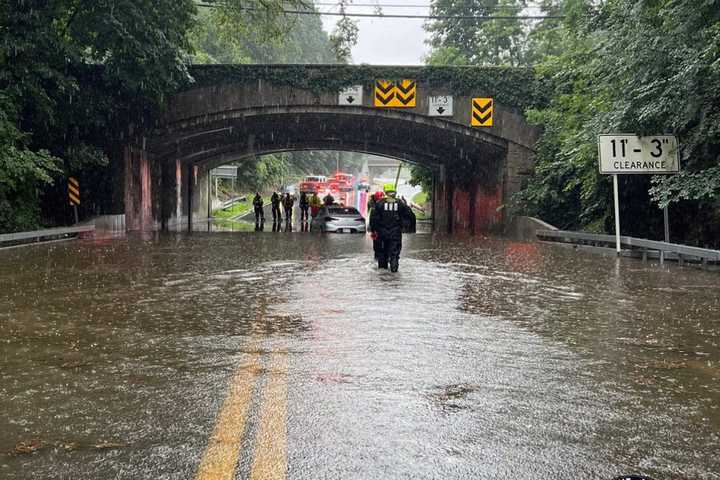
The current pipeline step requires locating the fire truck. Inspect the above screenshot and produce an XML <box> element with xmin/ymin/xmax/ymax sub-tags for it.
<box><xmin>298</xmin><ymin>175</ymin><xmax>328</xmax><ymax>194</ymax></box>
<box><xmin>327</xmin><ymin>172</ymin><xmax>354</xmax><ymax>204</ymax></box>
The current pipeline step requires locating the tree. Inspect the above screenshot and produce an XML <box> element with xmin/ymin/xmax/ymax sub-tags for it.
<box><xmin>328</xmin><ymin>2</ymin><xmax>359</xmax><ymax>63</ymax></box>
<box><xmin>426</xmin><ymin>0</ymin><xmax>530</xmax><ymax>66</ymax></box>
<box><xmin>1</xmin><ymin>0</ymin><xmax>315</xmax><ymax>232</ymax></box>
<box><xmin>0</xmin><ymin>0</ymin><xmax>196</xmax><ymax>231</ymax></box>
<box><xmin>190</xmin><ymin>2</ymin><xmax>337</xmax><ymax>64</ymax></box>
<box><xmin>515</xmin><ymin>0</ymin><xmax>720</xmax><ymax>246</ymax></box>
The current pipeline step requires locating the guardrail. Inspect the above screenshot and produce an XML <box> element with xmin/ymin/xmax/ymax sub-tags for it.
<box><xmin>220</xmin><ymin>196</ymin><xmax>246</xmax><ymax>210</ymax></box>
<box><xmin>536</xmin><ymin>229</ymin><xmax>720</xmax><ymax>266</ymax></box>
<box><xmin>0</xmin><ymin>225</ymin><xmax>95</xmax><ymax>249</ymax></box>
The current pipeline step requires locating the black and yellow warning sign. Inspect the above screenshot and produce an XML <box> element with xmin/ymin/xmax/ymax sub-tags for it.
<box><xmin>374</xmin><ymin>80</ymin><xmax>417</xmax><ymax>108</ymax></box>
<box><xmin>471</xmin><ymin>98</ymin><xmax>493</xmax><ymax>127</ymax></box>
<box><xmin>68</xmin><ymin>177</ymin><xmax>80</xmax><ymax>205</ymax></box>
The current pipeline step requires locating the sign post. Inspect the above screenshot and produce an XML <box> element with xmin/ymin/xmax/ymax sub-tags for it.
<box><xmin>613</xmin><ymin>174</ymin><xmax>621</xmax><ymax>253</ymax></box>
<box><xmin>598</xmin><ymin>134</ymin><xmax>680</xmax><ymax>254</ymax></box>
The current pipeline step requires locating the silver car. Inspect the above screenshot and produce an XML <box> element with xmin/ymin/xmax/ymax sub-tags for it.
<box><xmin>311</xmin><ymin>205</ymin><xmax>366</xmax><ymax>233</ymax></box>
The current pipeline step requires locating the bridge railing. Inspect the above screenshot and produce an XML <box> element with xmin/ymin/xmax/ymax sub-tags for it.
<box><xmin>536</xmin><ymin>229</ymin><xmax>720</xmax><ymax>265</ymax></box>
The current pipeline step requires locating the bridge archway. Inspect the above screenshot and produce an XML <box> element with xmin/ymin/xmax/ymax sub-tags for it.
<box><xmin>122</xmin><ymin>66</ymin><xmax>539</xmax><ymax>233</ymax></box>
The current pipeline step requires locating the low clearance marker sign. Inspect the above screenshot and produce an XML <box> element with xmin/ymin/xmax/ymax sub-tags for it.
<box><xmin>598</xmin><ymin>134</ymin><xmax>680</xmax><ymax>174</ymax></box>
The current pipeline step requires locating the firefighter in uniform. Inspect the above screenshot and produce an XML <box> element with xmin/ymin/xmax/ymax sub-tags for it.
<box><xmin>299</xmin><ymin>191</ymin><xmax>309</xmax><ymax>223</ymax></box>
<box><xmin>252</xmin><ymin>193</ymin><xmax>264</xmax><ymax>228</ymax></box>
<box><xmin>309</xmin><ymin>192</ymin><xmax>322</xmax><ymax>218</ymax></box>
<box><xmin>270</xmin><ymin>191</ymin><xmax>282</xmax><ymax>223</ymax></box>
<box><xmin>369</xmin><ymin>183</ymin><xmax>413</xmax><ymax>272</ymax></box>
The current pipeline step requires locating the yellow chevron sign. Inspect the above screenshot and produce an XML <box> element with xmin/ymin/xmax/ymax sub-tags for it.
<box><xmin>68</xmin><ymin>177</ymin><xmax>80</xmax><ymax>205</ymax></box>
<box><xmin>374</xmin><ymin>80</ymin><xmax>416</xmax><ymax>108</ymax></box>
<box><xmin>471</xmin><ymin>98</ymin><xmax>494</xmax><ymax>127</ymax></box>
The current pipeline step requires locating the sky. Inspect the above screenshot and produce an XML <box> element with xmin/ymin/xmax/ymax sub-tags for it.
<box><xmin>317</xmin><ymin>2</ymin><xmax>432</xmax><ymax>65</ymax></box>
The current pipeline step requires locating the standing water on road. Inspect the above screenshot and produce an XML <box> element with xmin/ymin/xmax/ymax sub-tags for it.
<box><xmin>1</xmin><ymin>232</ymin><xmax>719</xmax><ymax>479</ymax></box>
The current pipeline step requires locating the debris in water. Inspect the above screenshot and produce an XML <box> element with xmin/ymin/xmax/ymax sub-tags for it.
<box><xmin>93</xmin><ymin>441</ymin><xmax>126</xmax><ymax>450</ymax></box>
<box><xmin>13</xmin><ymin>440</ymin><xmax>42</xmax><ymax>455</ymax></box>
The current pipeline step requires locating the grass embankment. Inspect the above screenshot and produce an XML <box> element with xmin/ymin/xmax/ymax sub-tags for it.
<box><xmin>212</xmin><ymin>198</ymin><xmax>251</xmax><ymax>219</ymax></box>
<box><xmin>412</xmin><ymin>191</ymin><xmax>428</xmax><ymax>204</ymax></box>
<box><xmin>411</xmin><ymin>191</ymin><xmax>430</xmax><ymax>220</ymax></box>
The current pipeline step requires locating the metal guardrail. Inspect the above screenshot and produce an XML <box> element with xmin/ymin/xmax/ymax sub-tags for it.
<box><xmin>220</xmin><ymin>196</ymin><xmax>246</xmax><ymax>210</ymax></box>
<box><xmin>536</xmin><ymin>229</ymin><xmax>720</xmax><ymax>265</ymax></box>
<box><xmin>0</xmin><ymin>225</ymin><xmax>95</xmax><ymax>248</ymax></box>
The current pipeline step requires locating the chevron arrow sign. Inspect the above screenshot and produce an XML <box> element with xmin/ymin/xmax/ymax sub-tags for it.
<box><xmin>471</xmin><ymin>98</ymin><xmax>493</xmax><ymax>127</ymax></box>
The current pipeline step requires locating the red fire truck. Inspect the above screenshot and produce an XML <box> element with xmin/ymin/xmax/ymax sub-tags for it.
<box><xmin>299</xmin><ymin>175</ymin><xmax>328</xmax><ymax>194</ymax></box>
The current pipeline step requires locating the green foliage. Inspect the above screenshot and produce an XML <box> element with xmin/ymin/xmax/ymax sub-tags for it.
<box><xmin>0</xmin><ymin>0</ymin><xmax>198</xmax><ymax>232</ymax></box>
<box><xmin>409</xmin><ymin>165</ymin><xmax>433</xmax><ymax>200</ymax></box>
<box><xmin>212</xmin><ymin>199</ymin><xmax>251</xmax><ymax>219</ymax></box>
<box><xmin>506</xmin><ymin>0</ymin><xmax>720</xmax><ymax>245</ymax></box>
<box><xmin>427</xmin><ymin>0</ymin><xmax>541</xmax><ymax>66</ymax></box>
<box><xmin>0</xmin><ymin>92</ymin><xmax>62</xmax><ymax>232</ymax></box>
<box><xmin>190</xmin><ymin>3</ymin><xmax>337</xmax><ymax>64</ymax></box>
<box><xmin>328</xmin><ymin>2</ymin><xmax>359</xmax><ymax>63</ymax></box>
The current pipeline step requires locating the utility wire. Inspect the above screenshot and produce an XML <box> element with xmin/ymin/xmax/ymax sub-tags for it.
<box><xmin>313</xmin><ymin>2</ymin><xmax>548</xmax><ymax>8</ymax></box>
<box><xmin>197</xmin><ymin>4</ymin><xmax>564</xmax><ymax>20</ymax></box>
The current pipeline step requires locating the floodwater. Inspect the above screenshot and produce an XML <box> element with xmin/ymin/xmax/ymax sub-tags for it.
<box><xmin>1</xmin><ymin>229</ymin><xmax>719</xmax><ymax>479</ymax></box>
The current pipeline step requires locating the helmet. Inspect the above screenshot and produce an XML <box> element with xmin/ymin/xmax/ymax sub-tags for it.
<box><xmin>383</xmin><ymin>183</ymin><xmax>396</xmax><ymax>194</ymax></box>
<box><xmin>374</xmin><ymin>191</ymin><xmax>384</xmax><ymax>201</ymax></box>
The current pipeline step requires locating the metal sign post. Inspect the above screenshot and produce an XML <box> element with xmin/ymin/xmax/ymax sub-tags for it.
<box><xmin>613</xmin><ymin>174</ymin><xmax>621</xmax><ymax>253</ymax></box>
<box><xmin>598</xmin><ymin>134</ymin><xmax>680</xmax><ymax>255</ymax></box>
<box><xmin>664</xmin><ymin>205</ymin><xmax>670</xmax><ymax>243</ymax></box>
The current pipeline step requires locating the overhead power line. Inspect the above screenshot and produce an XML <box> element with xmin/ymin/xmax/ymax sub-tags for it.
<box><xmin>313</xmin><ymin>1</ymin><xmax>548</xmax><ymax>9</ymax></box>
<box><xmin>197</xmin><ymin>4</ymin><xmax>564</xmax><ymax>20</ymax></box>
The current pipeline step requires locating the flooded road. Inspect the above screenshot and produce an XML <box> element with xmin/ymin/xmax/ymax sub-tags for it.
<box><xmin>1</xmin><ymin>231</ymin><xmax>719</xmax><ymax>479</ymax></box>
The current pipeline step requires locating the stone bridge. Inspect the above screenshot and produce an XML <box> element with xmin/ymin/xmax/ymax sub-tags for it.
<box><xmin>123</xmin><ymin>65</ymin><xmax>541</xmax><ymax>233</ymax></box>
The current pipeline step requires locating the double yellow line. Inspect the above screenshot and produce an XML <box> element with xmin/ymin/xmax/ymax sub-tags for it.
<box><xmin>195</xmin><ymin>347</ymin><xmax>289</xmax><ymax>480</ymax></box>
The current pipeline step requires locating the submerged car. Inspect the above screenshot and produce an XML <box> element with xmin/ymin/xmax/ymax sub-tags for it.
<box><xmin>311</xmin><ymin>205</ymin><xmax>366</xmax><ymax>233</ymax></box>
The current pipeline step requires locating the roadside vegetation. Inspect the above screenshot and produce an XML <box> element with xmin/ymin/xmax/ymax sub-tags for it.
<box><xmin>0</xmin><ymin>0</ymin><xmax>357</xmax><ymax>234</ymax></box>
<box><xmin>212</xmin><ymin>200</ymin><xmax>251</xmax><ymax>220</ymax></box>
<box><xmin>425</xmin><ymin>0</ymin><xmax>720</xmax><ymax>247</ymax></box>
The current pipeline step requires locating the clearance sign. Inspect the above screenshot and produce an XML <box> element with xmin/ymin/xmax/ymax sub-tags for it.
<box><xmin>598</xmin><ymin>134</ymin><xmax>680</xmax><ymax>253</ymax></box>
<box><xmin>598</xmin><ymin>134</ymin><xmax>679</xmax><ymax>174</ymax></box>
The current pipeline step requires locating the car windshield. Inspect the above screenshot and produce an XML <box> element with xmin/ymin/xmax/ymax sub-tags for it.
<box><xmin>328</xmin><ymin>207</ymin><xmax>359</xmax><ymax>215</ymax></box>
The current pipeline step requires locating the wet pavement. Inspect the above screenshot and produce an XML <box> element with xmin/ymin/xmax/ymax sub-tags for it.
<box><xmin>1</xmin><ymin>230</ymin><xmax>719</xmax><ymax>479</ymax></box>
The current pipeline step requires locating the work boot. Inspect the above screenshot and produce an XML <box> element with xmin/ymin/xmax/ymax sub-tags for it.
<box><xmin>390</xmin><ymin>257</ymin><xmax>399</xmax><ymax>272</ymax></box>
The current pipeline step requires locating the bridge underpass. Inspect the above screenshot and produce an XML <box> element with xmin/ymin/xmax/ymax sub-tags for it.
<box><xmin>121</xmin><ymin>65</ymin><xmax>539</xmax><ymax>234</ymax></box>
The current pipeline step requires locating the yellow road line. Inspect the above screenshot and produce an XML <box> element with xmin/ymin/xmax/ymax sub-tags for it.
<box><xmin>250</xmin><ymin>351</ymin><xmax>289</xmax><ymax>480</ymax></box>
<box><xmin>195</xmin><ymin>355</ymin><xmax>262</xmax><ymax>480</ymax></box>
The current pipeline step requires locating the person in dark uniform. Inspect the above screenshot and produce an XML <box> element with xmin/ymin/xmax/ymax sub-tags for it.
<box><xmin>369</xmin><ymin>183</ymin><xmax>413</xmax><ymax>272</ymax></box>
<box><xmin>270</xmin><ymin>191</ymin><xmax>282</xmax><ymax>224</ymax></box>
<box><xmin>368</xmin><ymin>191</ymin><xmax>383</xmax><ymax>259</ymax></box>
<box><xmin>299</xmin><ymin>192</ymin><xmax>309</xmax><ymax>223</ymax></box>
<box><xmin>252</xmin><ymin>193</ymin><xmax>264</xmax><ymax>225</ymax></box>
<box><xmin>283</xmin><ymin>193</ymin><xmax>295</xmax><ymax>225</ymax></box>
<box><xmin>323</xmin><ymin>192</ymin><xmax>335</xmax><ymax>206</ymax></box>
